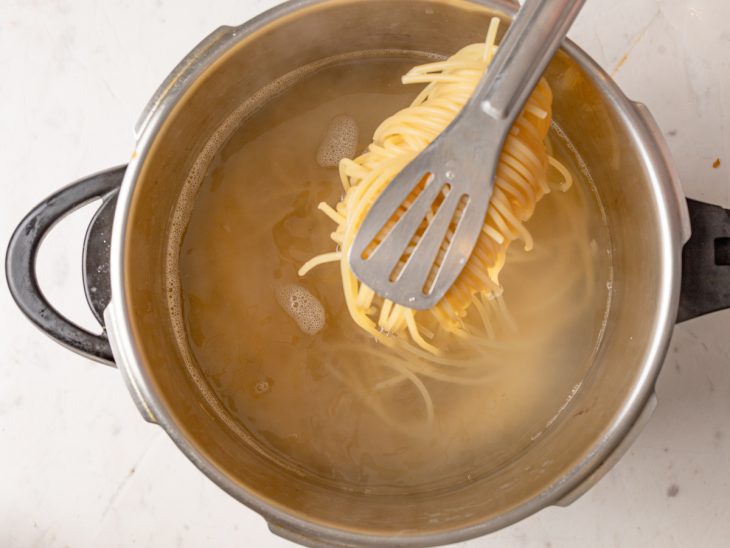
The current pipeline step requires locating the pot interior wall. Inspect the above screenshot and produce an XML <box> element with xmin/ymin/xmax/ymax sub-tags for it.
<box><xmin>123</xmin><ymin>0</ymin><xmax>674</xmax><ymax>537</ymax></box>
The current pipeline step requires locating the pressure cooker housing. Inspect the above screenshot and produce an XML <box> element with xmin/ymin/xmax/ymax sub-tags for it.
<box><xmin>108</xmin><ymin>1</ymin><xmax>691</xmax><ymax>544</ymax></box>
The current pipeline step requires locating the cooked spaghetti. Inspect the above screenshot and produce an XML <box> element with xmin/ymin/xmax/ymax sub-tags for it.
<box><xmin>174</xmin><ymin>40</ymin><xmax>611</xmax><ymax>484</ymax></box>
<box><xmin>299</xmin><ymin>18</ymin><xmax>572</xmax><ymax>354</ymax></box>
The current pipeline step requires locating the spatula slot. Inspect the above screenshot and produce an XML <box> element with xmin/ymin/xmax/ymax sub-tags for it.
<box><xmin>361</xmin><ymin>172</ymin><xmax>433</xmax><ymax>261</ymax></box>
<box><xmin>423</xmin><ymin>193</ymin><xmax>471</xmax><ymax>295</ymax></box>
<box><xmin>389</xmin><ymin>183</ymin><xmax>453</xmax><ymax>283</ymax></box>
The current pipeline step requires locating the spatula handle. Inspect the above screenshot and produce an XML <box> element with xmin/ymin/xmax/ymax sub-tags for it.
<box><xmin>475</xmin><ymin>0</ymin><xmax>585</xmax><ymax>122</ymax></box>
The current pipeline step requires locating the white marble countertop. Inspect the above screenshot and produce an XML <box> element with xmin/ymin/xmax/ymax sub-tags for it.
<box><xmin>1</xmin><ymin>1</ymin><xmax>728</xmax><ymax>546</ymax></box>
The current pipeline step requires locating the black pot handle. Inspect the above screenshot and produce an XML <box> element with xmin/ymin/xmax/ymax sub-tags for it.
<box><xmin>5</xmin><ymin>166</ymin><xmax>126</xmax><ymax>366</ymax></box>
<box><xmin>678</xmin><ymin>198</ymin><xmax>730</xmax><ymax>322</ymax></box>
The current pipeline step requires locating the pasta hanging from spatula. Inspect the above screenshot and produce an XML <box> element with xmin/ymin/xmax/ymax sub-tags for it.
<box><xmin>299</xmin><ymin>18</ymin><xmax>572</xmax><ymax>355</ymax></box>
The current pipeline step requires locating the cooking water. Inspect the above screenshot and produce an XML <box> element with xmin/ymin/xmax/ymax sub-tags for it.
<box><xmin>172</xmin><ymin>55</ymin><xmax>612</xmax><ymax>492</ymax></box>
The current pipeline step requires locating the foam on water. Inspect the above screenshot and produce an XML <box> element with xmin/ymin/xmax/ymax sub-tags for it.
<box><xmin>316</xmin><ymin>114</ymin><xmax>359</xmax><ymax>167</ymax></box>
<box><xmin>275</xmin><ymin>284</ymin><xmax>326</xmax><ymax>336</ymax></box>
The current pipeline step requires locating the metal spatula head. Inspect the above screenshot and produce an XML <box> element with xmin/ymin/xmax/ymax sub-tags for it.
<box><xmin>348</xmin><ymin>0</ymin><xmax>585</xmax><ymax>310</ymax></box>
<box><xmin>349</xmin><ymin>123</ymin><xmax>499</xmax><ymax>310</ymax></box>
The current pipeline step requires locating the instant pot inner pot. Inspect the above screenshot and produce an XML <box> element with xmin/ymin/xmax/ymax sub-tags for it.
<box><xmin>123</xmin><ymin>0</ymin><xmax>671</xmax><ymax>535</ymax></box>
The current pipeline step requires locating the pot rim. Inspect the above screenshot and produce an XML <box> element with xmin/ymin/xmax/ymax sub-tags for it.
<box><xmin>107</xmin><ymin>0</ymin><xmax>686</xmax><ymax>545</ymax></box>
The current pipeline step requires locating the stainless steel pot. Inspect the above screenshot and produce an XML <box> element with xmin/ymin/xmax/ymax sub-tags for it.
<box><xmin>6</xmin><ymin>0</ymin><xmax>730</xmax><ymax>546</ymax></box>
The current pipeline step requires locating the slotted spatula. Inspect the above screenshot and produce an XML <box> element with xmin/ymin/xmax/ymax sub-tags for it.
<box><xmin>349</xmin><ymin>0</ymin><xmax>585</xmax><ymax>310</ymax></box>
